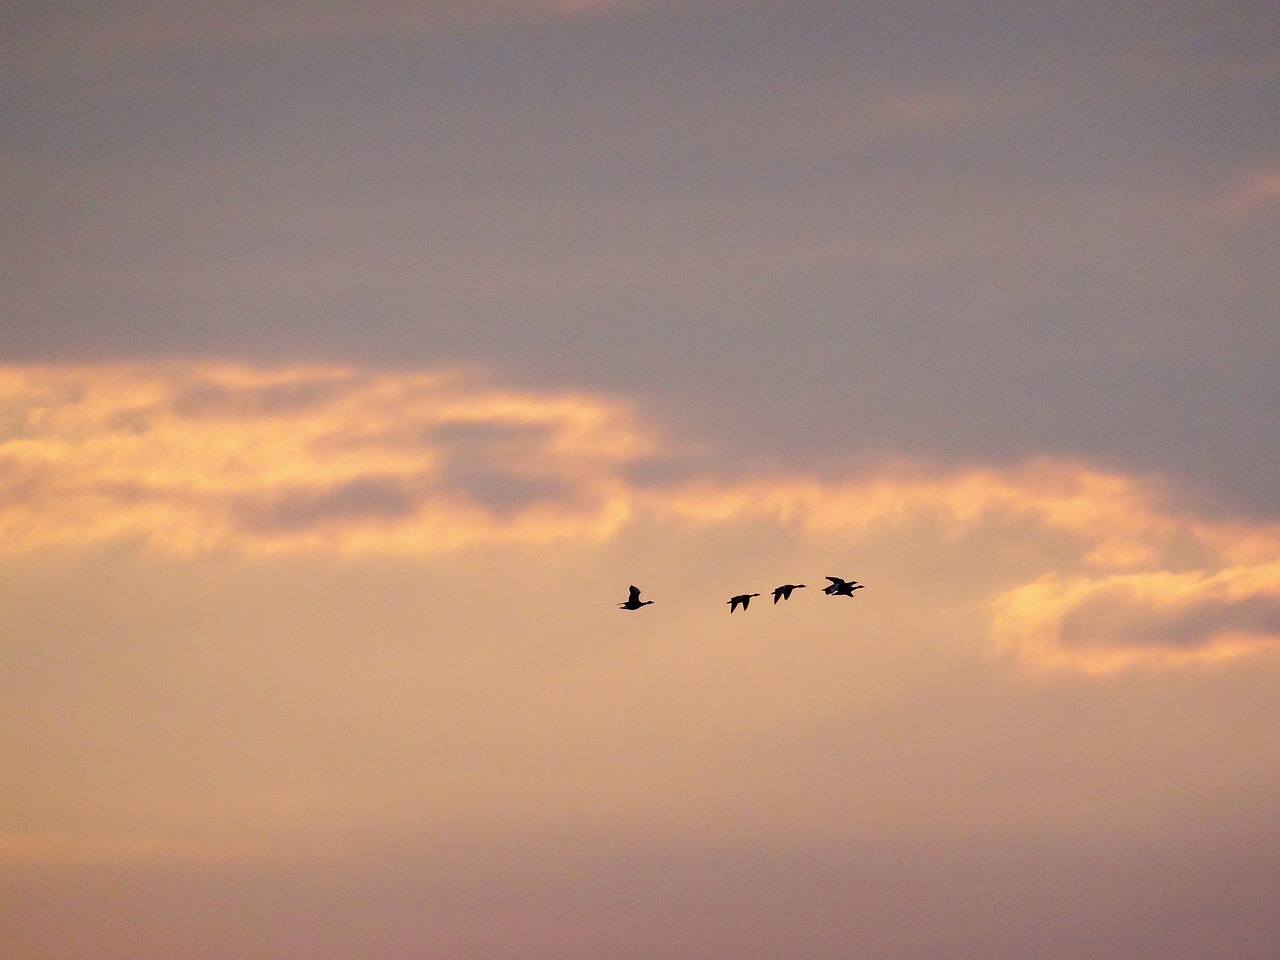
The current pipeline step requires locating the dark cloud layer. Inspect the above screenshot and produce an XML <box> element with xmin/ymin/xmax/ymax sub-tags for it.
<box><xmin>3</xmin><ymin>1</ymin><xmax>1278</xmax><ymax>514</ymax></box>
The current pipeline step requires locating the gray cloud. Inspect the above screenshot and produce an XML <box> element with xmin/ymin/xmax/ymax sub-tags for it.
<box><xmin>170</xmin><ymin>376</ymin><xmax>357</xmax><ymax>420</ymax></box>
<box><xmin>0</xmin><ymin>0</ymin><xmax>669</xmax><ymax>72</ymax></box>
<box><xmin>1059</xmin><ymin>585</ymin><xmax>1280</xmax><ymax>652</ymax></box>
<box><xmin>5</xmin><ymin>2</ymin><xmax>1276</xmax><ymax>516</ymax></box>
<box><xmin>425</xmin><ymin>420</ymin><xmax>590</xmax><ymax>517</ymax></box>
<box><xmin>232</xmin><ymin>476</ymin><xmax>420</xmax><ymax>534</ymax></box>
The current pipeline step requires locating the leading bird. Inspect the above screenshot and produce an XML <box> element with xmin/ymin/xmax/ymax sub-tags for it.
<box><xmin>618</xmin><ymin>585</ymin><xmax>654</xmax><ymax>610</ymax></box>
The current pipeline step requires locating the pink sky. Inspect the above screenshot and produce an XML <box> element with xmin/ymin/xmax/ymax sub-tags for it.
<box><xmin>3</xmin><ymin>2</ymin><xmax>1279</xmax><ymax>957</ymax></box>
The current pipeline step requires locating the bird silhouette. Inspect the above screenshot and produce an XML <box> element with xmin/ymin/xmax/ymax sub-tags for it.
<box><xmin>823</xmin><ymin>576</ymin><xmax>864</xmax><ymax>597</ymax></box>
<box><xmin>772</xmin><ymin>583</ymin><xmax>806</xmax><ymax>603</ymax></box>
<box><xmin>618</xmin><ymin>585</ymin><xmax>654</xmax><ymax>610</ymax></box>
<box><xmin>728</xmin><ymin>592</ymin><xmax>761</xmax><ymax>613</ymax></box>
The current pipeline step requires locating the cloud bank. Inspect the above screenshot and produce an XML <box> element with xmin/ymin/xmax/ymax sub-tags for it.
<box><xmin>3</xmin><ymin>0</ymin><xmax>686</xmax><ymax>71</ymax></box>
<box><xmin>0</xmin><ymin>362</ymin><xmax>650</xmax><ymax>553</ymax></box>
<box><xmin>3</xmin><ymin>361</ymin><xmax>1278</xmax><ymax>673</ymax></box>
<box><xmin>992</xmin><ymin>566</ymin><xmax>1280</xmax><ymax>674</ymax></box>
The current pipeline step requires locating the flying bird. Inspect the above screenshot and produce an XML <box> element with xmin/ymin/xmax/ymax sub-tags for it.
<box><xmin>772</xmin><ymin>583</ymin><xmax>806</xmax><ymax>603</ymax></box>
<box><xmin>728</xmin><ymin>592</ymin><xmax>761</xmax><ymax>613</ymax></box>
<box><xmin>823</xmin><ymin>576</ymin><xmax>864</xmax><ymax>597</ymax></box>
<box><xmin>618</xmin><ymin>585</ymin><xmax>654</xmax><ymax>610</ymax></box>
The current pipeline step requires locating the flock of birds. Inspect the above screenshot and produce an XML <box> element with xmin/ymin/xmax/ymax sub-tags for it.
<box><xmin>618</xmin><ymin>577</ymin><xmax>865</xmax><ymax>612</ymax></box>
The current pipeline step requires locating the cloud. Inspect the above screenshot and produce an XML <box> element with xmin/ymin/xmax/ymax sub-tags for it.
<box><xmin>3</xmin><ymin>361</ymin><xmax>1279</xmax><ymax>673</ymax></box>
<box><xmin>1221</xmin><ymin>169</ymin><xmax>1280</xmax><ymax>217</ymax></box>
<box><xmin>992</xmin><ymin>566</ymin><xmax>1280</xmax><ymax>675</ymax></box>
<box><xmin>640</xmin><ymin>463</ymin><xmax>1280</xmax><ymax>673</ymax></box>
<box><xmin>0</xmin><ymin>362</ymin><xmax>651</xmax><ymax>553</ymax></box>
<box><xmin>2</xmin><ymin>0</ymin><xmax>688</xmax><ymax>71</ymax></box>
<box><xmin>1119</xmin><ymin>38</ymin><xmax>1280</xmax><ymax>88</ymax></box>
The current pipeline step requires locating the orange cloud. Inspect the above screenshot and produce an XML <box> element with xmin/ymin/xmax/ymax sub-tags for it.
<box><xmin>643</xmin><ymin>458</ymin><xmax>1178</xmax><ymax>561</ymax></box>
<box><xmin>0</xmin><ymin>363</ymin><xmax>652</xmax><ymax>554</ymax></box>
<box><xmin>991</xmin><ymin>565</ymin><xmax>1280</xmax><ymax>675</ymax></box>
<box><xmin>4</xmin><ymin>361</ymin><xmax>1279</xmax><ymax>674</ymax></box>
<box><xmin>648</xmin><ymin>463</ymin><xmax>1280</xmax><ymax>672</ymax></box>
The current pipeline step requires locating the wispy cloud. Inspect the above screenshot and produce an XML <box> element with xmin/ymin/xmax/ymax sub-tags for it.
<box><xmin>1220</xmin><ymin>169</ymin><xmax>1280</xmax><ymax>216</ymax></box>
<box><xmin>4</xmin><ymin>362</ymin><xmax>1278</xmax><ymax>673</ymax></box>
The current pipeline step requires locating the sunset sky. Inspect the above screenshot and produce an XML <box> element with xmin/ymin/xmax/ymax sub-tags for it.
<box><xmin>3</xmin><ymin>2</ymin><xmax>1279</xmax><ymax>957</ymax></box>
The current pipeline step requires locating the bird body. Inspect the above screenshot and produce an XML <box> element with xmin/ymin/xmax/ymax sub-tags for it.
<box><xmin>728</xmin><ymin>592</ymin><xmax>761</xmax><ymax>612</ymax></box>
<box><xmin>619</xmin><ymin>585</ymin><xmax>654</xmax><ymax>610</ymax></box>
<box><xmin>772</xmin><ymin>583</ymin><xmax>806</xmax><ymax>603</ymax></box>
<box><xmin>823</xmin><ymin>576</ymin><xmax>864</xmax><ymax>597</ymax></box>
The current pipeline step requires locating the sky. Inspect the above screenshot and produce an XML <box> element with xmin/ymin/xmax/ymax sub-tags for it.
<box><xmin>2</xmin><ymin>1</ymin><xmax>1279</xmax><ymax>957</ymax></box>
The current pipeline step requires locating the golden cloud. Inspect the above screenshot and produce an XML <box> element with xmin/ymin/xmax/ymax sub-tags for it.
<box><xmin>0</xmin><ymin>363</ymin><xmax>652</xmax><ymax>554</ymax></box>
<box><xmin>641</xmin><ymin>462</ymin><xmax>1280</xmax><ymax>673</ymax></box>
<box><xmin>643</xmin><ymin>458</ymin><xmax>1176</xmax><ymax>557</ymax></box>
<box><xmin>3</xmin><ymin>361</ymin><xmax>1279</xmax><ymax>673</ymax></box>
<box><xmin>991</xmin><ymin>565</ymin><xmax>1280</xmax><ymax>675</ymax></box>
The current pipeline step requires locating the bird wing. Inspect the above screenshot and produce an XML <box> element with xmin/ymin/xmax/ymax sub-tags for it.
<box><xmin>628</xmin><ymin>585</ymin><xmax>642</xmax><ymax>602</ymax></box>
